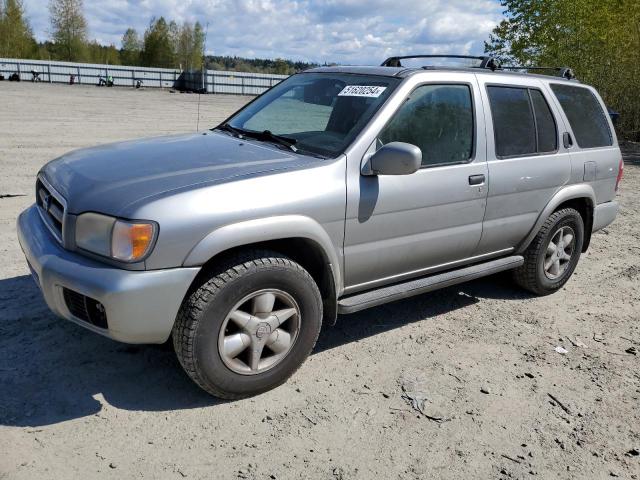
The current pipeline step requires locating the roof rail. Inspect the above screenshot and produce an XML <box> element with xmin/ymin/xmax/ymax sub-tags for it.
<box><xmin>381</xmin><ymin>54</ymin><xmax>501</xmax><ymax>71</ymax></box>
<box><xmin>380</xmin><ymin>55</ymin><xmax>576</xmax><ymax>79</ymax></box>
<box><xmin>501</xmin><ymin>66</ymin><xmax>576</xmax><ymax>80</ymax></box>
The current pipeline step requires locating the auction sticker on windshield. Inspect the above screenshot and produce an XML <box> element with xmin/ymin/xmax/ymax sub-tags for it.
<box><xmin>338</xmin><ymin>85</ymin><xmax>387</xmax><ymax>97</ymax></box>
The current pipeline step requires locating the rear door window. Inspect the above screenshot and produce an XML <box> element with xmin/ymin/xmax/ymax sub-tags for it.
<box><xmin>487</xmin><ymin>86</ymin><xmax>559</xmax><ymax>158</ymax></box>
<box><xmin>487</xmin><ymin>87</ymin><xmax>536</xmax><ymax>157</ymax></box>
<box><xmin>530</xmin><ymin>89</ymin><xmax>558</xmax><ymax>153</ymax></box>
<box><xmin>550</xmin><ymin>84</ymin><xmax>612</xmax><ymax>148</ymax></box>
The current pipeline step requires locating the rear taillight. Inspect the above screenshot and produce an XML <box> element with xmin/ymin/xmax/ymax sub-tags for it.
<box><xmin>615</xmin><ymin>158</ymin><xmax>624</xmax><ymax>191</ymax></box>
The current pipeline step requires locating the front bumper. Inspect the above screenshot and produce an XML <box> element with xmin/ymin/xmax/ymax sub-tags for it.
<box><xmin>17</xmin><ymin>205</ymin><xmax>200</xmax><ymax>343</ymax></box>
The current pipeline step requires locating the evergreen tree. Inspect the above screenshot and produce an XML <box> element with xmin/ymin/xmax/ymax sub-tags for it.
<box><xmin>141</xmin><ymin>17</ymin><xmax>175</xmax><ymax>68</ymax></box>
<box><xmin>87</xmin><ymin>41</ymin><xmax>120</xmax><ymax>65</ymax></box>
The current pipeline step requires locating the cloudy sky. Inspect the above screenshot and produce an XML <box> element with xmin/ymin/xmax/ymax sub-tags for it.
<box><xmin>22</xmin><ymin>0</ymin><xmax>503</xmax><ymax>64</ymax></box>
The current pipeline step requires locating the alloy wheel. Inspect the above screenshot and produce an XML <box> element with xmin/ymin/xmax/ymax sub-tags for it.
<box><xmin>218</xmin><ymin>289</ymin><xmax>301</xmax><ymax>375</ymax></box>
<box><xmin>543</xmin><ymin>226</ymin><xmax>576</xmax><ymax>280</ymax></box>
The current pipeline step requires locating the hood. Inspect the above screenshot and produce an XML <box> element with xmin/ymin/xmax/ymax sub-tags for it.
<box><xmin>41</xmin><ymin>131</ymin><xmax>318</xmax><ymax>215</ymax></box>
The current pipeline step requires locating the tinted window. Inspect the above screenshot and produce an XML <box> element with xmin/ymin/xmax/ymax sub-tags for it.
<box><xmin>379</xmin><ymin>84</ymin><xmax>473</xmax><ymax>167</ymax></box>
<box><xmin>550</xmin><ymin>84</ymin><xmax>612</xmax><ymax>148</ymax></box>
<box><xmin>530</xmin><ymin>89</ymin><xmax>558</xmax><ymax>152</ymax></box>
<box><xmin>488</xmin><ymin>86</ymin><xmax>536</xmax><ymax>157</ymax></box>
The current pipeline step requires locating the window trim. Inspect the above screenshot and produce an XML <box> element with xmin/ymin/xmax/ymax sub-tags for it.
<box><xmin>376</xmin><ymin>81</ymin><xmax>477</xmax><ymax>170</ymax></box>
<box><xmin>529</xmin><ymin>88</ymin><xmax>560</xmax><ymax>155</ymax></box>
<box><xmin>486</xmin><ymin>83</ymin><xmax>559</xmax><ymax>160</ymax></box>
<box><xmin>549</xmin><ymin>83</ymin><xmax>613</xmax><ymax>150</ymax></box>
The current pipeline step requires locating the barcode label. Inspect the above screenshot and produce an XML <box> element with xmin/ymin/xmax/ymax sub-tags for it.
<box><xmin>338</xmin><ymin>85</ymin><xmax>387</xmax><ymax>98</ymax></box>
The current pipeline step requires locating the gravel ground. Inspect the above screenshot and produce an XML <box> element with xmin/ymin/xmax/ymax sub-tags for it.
<box><xmin>1</xmin><ymin>82</ymin><xmax>639</xmax><ymax>480</ymax></box>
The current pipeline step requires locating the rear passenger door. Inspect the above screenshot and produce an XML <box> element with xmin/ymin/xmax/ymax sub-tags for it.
<box><xmin>475</xmin><ymin>77</ymin><xmax>571</xmax><ymax>255</ymax></box>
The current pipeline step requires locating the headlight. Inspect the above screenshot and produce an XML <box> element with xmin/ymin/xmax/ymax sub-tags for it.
<box><xmin>75</xmin><ymin>213</ymin><xmax>157</xmax><ymax>263</ymax></box>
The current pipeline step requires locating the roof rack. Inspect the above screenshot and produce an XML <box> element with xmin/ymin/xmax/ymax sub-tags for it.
<box><xmin>380</xmin><ymin>55</ymin><xmax>576</xmax><ymax>79</ymax></box>
<box><xmin>381</xmin><ymin>55</ymin><xmax>500</xmax><ymax>71</ymax></box>
<box><xmin>500</xmin><ymin>66</ymin><xmax>576</xmax><ymax>80</ymax></box>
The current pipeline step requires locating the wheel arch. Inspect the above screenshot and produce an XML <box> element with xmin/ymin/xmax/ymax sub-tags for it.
<box><xmin>517</xmin><ymin>185</ymin><xmax>595</xmax><ymax>254</ymax></box>
<box><xmin>182</xmin><ymin>216</ymin><xmax>342</xmax><ymax>326</ymax></box>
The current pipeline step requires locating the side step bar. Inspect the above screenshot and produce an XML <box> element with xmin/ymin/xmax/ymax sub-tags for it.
<box><xmin>337</xmin><ymin>255</ymin><xmax>524</xmax><ymax>314</ymax></box>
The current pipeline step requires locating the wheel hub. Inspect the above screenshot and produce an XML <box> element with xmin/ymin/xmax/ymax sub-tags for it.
<box><xmin>255</xmin><ymin>322</ymin><xmax>272</xmax><ymax>339</ymax></box>
<box><xmin>543</xmin><ymin>225</ymin><xmax>575</xmax><ymax>280</ymax></box>
<box><xmin>218</xmin><ymin>289</ymin><xmax>301</xmax><ymax>375</ymax></box>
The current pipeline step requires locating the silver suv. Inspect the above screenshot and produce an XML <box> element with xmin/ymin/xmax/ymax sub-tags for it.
<box><xmin>17</xmin><ymin>55</ymin><xmax>623</xmax><ymax>398</ymax></box>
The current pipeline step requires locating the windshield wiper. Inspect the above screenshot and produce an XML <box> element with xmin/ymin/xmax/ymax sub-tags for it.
<box><xmin>215</xmin><ymin>123</ymin><xmax>247</xmax><ymax>138</ymax></box>
<box><xmin>216</xmin><ymin>125</ymin><xmax>298</xmax><ymax>153</ymax></box>
<box><xmin>255</xmin><ymin>130</ymin><xmax>298</xmax><ymax>153</ymax></box>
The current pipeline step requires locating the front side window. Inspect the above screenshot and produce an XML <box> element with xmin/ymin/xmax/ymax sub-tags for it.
<box><xmin>488</xmin><ymin>86</ymin><xmax>558</xmax><ymax>158</ymax></box>
<box><xmin>550</xmin><ymin>84</ymin><xmax>612</xmax><ymax>148</ymax></box>
<box><xmin>378</xmin><ymin>84</ymin><xmax>474</xmax><ymax>167</ymax></box>
<box><xmin>225</xmin><ymin>73</ymin><xmax>400</xmax><ymax>157</ymax></box>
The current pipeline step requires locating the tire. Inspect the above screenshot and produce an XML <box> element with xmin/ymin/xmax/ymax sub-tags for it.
<box><xmin>172</xmin><ymin>250</ymin><xmax>323</xmax><ymax>399</ymax></box>
<box><xmin>514</xmin><ymin>208</ymin><xmax>584</xmax><ymax>295</ymax></box>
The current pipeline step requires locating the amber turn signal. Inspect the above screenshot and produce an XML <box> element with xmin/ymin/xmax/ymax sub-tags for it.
<box><xmin>111</xmin><ymin>221</ymin><xmax>156</xmax><ymax>262</ymax></box>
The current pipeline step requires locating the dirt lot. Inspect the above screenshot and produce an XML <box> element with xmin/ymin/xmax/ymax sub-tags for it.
<box><xmin>0</xmin><ymin>82</ymin><xmax>639</xmax><ymax>480</ymax></box>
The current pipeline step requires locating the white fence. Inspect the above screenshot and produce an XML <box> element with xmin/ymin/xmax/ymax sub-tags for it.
<box><xmin>0</xmin><ymin>58</ymin><xmax>288</xmax><ymax>95</ymax></box>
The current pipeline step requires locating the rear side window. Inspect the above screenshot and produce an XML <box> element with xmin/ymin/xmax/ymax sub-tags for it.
<box><xmin>379</xmin><ymin>84</ymin><xmax>474</xmax><ymax>167</ymax></box>
<box><xmin>550</xmin><ymin>84</ymin><xmax>612</xmax><ymax>148</ymax></box>
<box><xmin>487</xmin><ymin>86</ymin><xmax>558</xmax><ymax>158</ymax></box>
<box><xmin>530</xmin><ymin>90</ymin><xmax>558</xmax><ymax>153</ymax></box>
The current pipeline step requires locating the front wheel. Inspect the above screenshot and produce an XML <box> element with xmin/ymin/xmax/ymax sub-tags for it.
<box><xmin>172</xmin><ymin>250</ymin><xmax>323</xmax><ymax>399</ymax></box>
<box><xmin>514</xmin><ymin>208</ymin><xmax>584</xmax><ymax>295</ymax></box>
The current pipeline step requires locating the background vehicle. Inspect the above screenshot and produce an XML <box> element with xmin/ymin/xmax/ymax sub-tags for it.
<box><xmin>17</xmin><ymin>55</ymin><xmax>622</xmax><ymax>398</ymax></box>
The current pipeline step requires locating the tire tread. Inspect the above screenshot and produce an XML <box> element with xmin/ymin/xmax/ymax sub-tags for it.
<box><xmin>514</xmin><ymin>208</ymin><xmax>582</xmax><ymax>295</ymax></box>
<box><xmin>172</xmin><ymin>249</ymin><xmax>321</xmax><ymax>399</ymax></box>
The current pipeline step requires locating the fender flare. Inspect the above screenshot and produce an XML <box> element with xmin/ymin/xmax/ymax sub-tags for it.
<box><xmin>182</xmin><ymin>215</ymin><xmax>343</xmax><ymax>293</ymax></box>
<box><xmin>516</xmin><ymin>184</ymin><xmax>595</xmax><ymax>254</ymax></box>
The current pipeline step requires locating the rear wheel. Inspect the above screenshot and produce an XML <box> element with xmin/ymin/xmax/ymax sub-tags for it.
<box><xmin>514</xmin><ymin>208</ymin><xmax>584</xmax><ymax>295</ymax></box>
<box><xmin>172</xmin><ymin>250</ymin><xmax>322</xmax><ymax>399</ymax></box>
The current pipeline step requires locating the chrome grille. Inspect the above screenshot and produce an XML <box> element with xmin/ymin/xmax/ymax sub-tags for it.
<box><xmin>36</xmin><ymin>177</ymin><xmax>66</xmax><ymax>243</ymax></box>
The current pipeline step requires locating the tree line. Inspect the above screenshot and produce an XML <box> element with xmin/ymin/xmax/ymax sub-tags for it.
<box><xmin>485</xmin><ymin>0</ymin><xmax>640</xmax><ymax>141</ymax></box>
<box><xmin>0</xmin><ymin>0</ymin><xmax>316</xmax><ymax>75</ymax></box>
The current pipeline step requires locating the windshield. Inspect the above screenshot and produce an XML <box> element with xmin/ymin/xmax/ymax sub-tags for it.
<box><xmin>221</xmin><ymin>73</ymin><xmax>401</xmax><ymax>157</ymax></box>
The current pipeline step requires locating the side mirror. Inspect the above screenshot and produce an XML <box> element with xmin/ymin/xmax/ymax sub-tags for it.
<box><xmin>362</xmin><ymin>142</ymin><xmax>422</xmax><ymax>176</ymax></box>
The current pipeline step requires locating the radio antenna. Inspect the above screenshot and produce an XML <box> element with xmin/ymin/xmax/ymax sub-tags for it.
<box><xmin>196</xmin><ymin>21</ymin><xmax>209</xmax><ymax>132</ymax></box>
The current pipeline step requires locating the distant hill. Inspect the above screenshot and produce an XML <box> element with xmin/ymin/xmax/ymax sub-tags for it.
<box><xmin>205</xmin><ymin>55</ymin><xmax>324</xmax><ymax>75</ymax></box>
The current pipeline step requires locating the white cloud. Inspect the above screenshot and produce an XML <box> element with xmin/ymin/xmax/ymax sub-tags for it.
<box><xmin>22</xmin><ymin>0</ymin><xmax>503</xmax><ymax>64</ymax></box>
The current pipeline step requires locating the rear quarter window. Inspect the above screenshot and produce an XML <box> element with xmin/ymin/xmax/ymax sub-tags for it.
<box><xmin>550</xmin><ymin>84</ymin><xmax>612</xmax><ymax>148</ymax></box>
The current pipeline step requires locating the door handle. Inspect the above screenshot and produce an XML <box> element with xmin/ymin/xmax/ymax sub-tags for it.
<box><xmin>468</xmin><ymin>174</ymin><xmax>485</xmax><ymax>185</ymax></box>
<box><xmin>563</xmin><ymin>132</ymin><xmax>573</xmax><ymax>149</ymax></box>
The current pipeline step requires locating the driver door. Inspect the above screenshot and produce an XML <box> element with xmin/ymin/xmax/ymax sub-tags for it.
<box><xmin>343</xmin><ymin>79</ymin><xmax>489</xmax><ymax>293</ymax></box>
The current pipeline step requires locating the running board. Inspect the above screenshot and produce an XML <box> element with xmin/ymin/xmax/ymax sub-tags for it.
<box><xmin>337</xmin><ymin>255</ymin><xmax>524</xmax><ymax>314</ymax></box>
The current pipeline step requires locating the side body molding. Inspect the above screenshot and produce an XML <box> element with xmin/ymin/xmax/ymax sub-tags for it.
<box><xmin>182</xmin><ymin>215</ymin><xmax>343</xmax><ymax>294</ymax></box>
<box><xmin>516</xmin><ymin>184</ymin><xmax>596</xmax><ymax>254</ymax></box>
